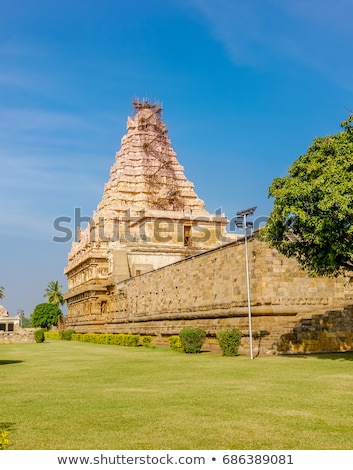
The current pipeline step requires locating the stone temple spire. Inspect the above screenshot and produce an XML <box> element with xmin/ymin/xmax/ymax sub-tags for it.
<box><xmin>95</xmin><ymin>99</ymin><xmax>208</xmax><ymax>220</ymax></box>
<box><xmin>65</xmin><ymin>100</ymin><xmax>230</xmax><ymax>301</ymax></box>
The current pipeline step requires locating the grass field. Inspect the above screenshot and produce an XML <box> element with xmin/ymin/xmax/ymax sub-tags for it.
<box><xmin>1</xmin><ymin>340</ymin><xmax>353</xmax><ymax>450</ymax></box>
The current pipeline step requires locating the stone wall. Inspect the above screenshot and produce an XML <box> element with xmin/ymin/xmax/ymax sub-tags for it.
<box><xmin>68</xmin><ymin>237</ymin><xmax>353</xmax><ymax>355</ymax></box>
<box><xmin>0</xmin><ymin>329</ymin><xmax>35</xmax><ymax>344</ymax></box>
<box><xmin>276</xmin><ymin>308</ymin><xmax>353</xmax><ymax>353</ymax></box>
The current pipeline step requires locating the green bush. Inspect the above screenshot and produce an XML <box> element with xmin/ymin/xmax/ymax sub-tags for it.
<box><xmin>44</xmin><ymin>331</ymin><xmax>61</xmax><ymax>340</ymax></box>
<box><xmin>179</xmin><ymin>326</ymin><xmax>206</xmax><ymax>354</ymax></box>
<box><xmin>168</xmin><ymin>335</ymin><xmax>184</xmax><ymax>352</ymax></box>
<box><xmin>60</xmin><ymin>329</ymin><xmax>76</xmax><ymax>341</ymax></box>
<box><xmin>122</xmin><ymin>334</ymin><xmax>140</xmax><ymax>347</ymax></box>
<box><xmin>34</xmin><ymin>329</ymin><xmax>45</xmax><ymax>343</ymax></box>
<box><xmin>216</xmin><ymin>327</ymin><xmax>242</xmax><ymax>356</ymax></box>
<box><xmin>71</xmin><ymin>333</ymin><xmax>140</xmax><ymax>347</ymax></box>
<box><xmin>141</xmin><ymin>336</ymin><xmax>153</xmax><ymax>347</ymax></box>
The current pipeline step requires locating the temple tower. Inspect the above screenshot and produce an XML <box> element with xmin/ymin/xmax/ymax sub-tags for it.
<box><xmin>65</xmin><ymin>100</ymin><xmax>233</xmax><ymax>331</ymax></box>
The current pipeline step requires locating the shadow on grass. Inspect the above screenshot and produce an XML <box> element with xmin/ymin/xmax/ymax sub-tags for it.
<box><xmin>312</xmin><ymin>352</ymin><xmax>353</xmax><ymax>361</ymax></box>
<box><xmin>0</xmin><ymin>360</ymin><xmax>24</xmax><ymax>366</ymax></box>
<box><xmin>0</xmin><ymin>422</ymin><xmax>15</xmax><ymax>432</ymax></box>
<box><xmin>281</xmin><ymin>352</ymin><xmax>353</xmax><ymax>361</ymax></box>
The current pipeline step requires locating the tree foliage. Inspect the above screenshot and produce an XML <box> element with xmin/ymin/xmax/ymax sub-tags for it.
<box><xmin>21</xmin><ymin>317</ymin><xmax>32</xmax><ymax>328</ymax></box>
<box><xmin>0</xmin><ymin>286</ymin><xmax>4</xmax><ymax>299</ymax></box>
<box><xmin>43</xmin><ymin>281</ymin><xmax>65</xmax><ymax>306</ymax></box>
<box><xmin>30</xmin><ymin>303</ymin><xmax>63</xmax><ymax>330</ymax></box>
<box><xmin>264</xmin><ymin>115</ymin><xmax>353</xmax><ymax>276</ymax></box>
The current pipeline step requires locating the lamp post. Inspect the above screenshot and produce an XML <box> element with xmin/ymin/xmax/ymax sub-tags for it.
<box><xmin>235</xmin><ymin>206</ymin><xmax>257</xmax><ymax>360</ymax></box>
<box><xmin>17</xmin><ymin>309</ymin><xmax>24</xmax><ymax>328</ymax></box>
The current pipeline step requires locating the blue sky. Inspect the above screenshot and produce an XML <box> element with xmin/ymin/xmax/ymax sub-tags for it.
<box><xmin>1</xmin><ymin>0</ymin><xmax>353</xmax><ymax>316</ymax></box>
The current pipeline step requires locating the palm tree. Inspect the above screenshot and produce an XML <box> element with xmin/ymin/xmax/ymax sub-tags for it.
<box><xmin>44</xmin><ymin>281</ymin><xmax>65</xmax><ymax>306</ymax></box>
<box><xmin>0</xmin><ymin>285</ymin><xmax>4</xmax><ymax>299</ymax></box>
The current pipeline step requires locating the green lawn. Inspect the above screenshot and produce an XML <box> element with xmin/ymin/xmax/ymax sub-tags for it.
<box><xmin>1</xmin><ymin>340</ymin><xmax>353</xmax><ymax>450</ymax></box>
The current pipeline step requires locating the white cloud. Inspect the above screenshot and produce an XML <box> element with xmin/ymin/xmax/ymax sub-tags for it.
<box><xmin>185</xmin><ymin>0</ymin><xmax>353</xmax><ymax>89</ymax></box>
<box><xmin>0</xmin><ymin>206</ymin><xmax>52</xmax><ymax>241</ymax></box>
<box><xmin>0</xmin><ymin>37</ymin><xmax>43</xmax><ymax>56</ymax></box>
<box><xmin>0</xmin><ymin>152</ymin><xmax>103</xmax><ymax>242</ymax></box>
<box><xmin>0</xmin><ymin>106</ymin><xmax>110</xmax><ymax>241</ymax></box>
<box><xmin>271</xmin><ymin>0</ymin><xmax>353</xmax><ymax>35</ymax></box>
<box><xmin>0</xmin><ymin>107</ymin><xmax>98</xmax><ymax>134</ymax></box>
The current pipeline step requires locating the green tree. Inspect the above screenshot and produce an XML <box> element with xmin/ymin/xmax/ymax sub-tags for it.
<box><xmin>264</xmin><ymin>115</ymin><xmax>353</xmax><ymax>276</ymax></box>
<box><xmin>0</xmin><ymin>286</ymin><xmax>4</xmax><ymax>299</ymax></box>
<box><xmin>30</xmin><ymin>303</ymin><xmax>63</xmax><ymax>330</ymax></box>
<box><xmin>21</xmin><ymin>317</ymin><xmax>32</xmax><ymax>328</ymax></box>
<box><xmin>43</xmin><ymin>281</ymin><xmax>65</xmax><ymax>306</ymax></box>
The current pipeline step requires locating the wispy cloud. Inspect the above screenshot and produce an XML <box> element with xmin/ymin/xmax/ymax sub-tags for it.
<box><xmin>0</xmin><ymin>107</ymin><xmax>97</xmax><ymax>133</ymax></box>
<box><xmin>0</xmin><ymin>39</ymin><xmax>43</xmax><ymax>57</ymax></box>
<box><xmin>0</xmin><ymin>205</ymin><xmax>52</xmax><ymax>241</ymax></box>
<box><xmin>0</xmin><ymin>150</ymin><xmax>104</xmax><ymax>241</ymax></box>
<box><xmin>0</xmin><ymin>105</ymin><xmax>112</xmax><ymax>241</ymax></box>
<box><xmin>0</xmin><ymin>106</ymin><xmax>109</xmax><ymax>159</ymax></box>
<box><xmin>271</xmin><ymin>0</ymin><xmax>353</xmax><ymax>35</ymax></box>
<box><xmin>186</xmin><ymin>0</ymin><xmax>353</xmax><ymax>89</ymax></box>
<box><xmin>0</xmin><ymin>38</ymin><xmax>64</xmax><ymax>98</ymax></box>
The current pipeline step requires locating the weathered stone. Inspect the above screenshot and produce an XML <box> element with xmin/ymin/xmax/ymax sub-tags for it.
<box><xmin>65</xmin><ymin>100</ymin><xmax>353</xmax><ymax>356</ymax></box>
<box><xmin>0</xmin><ymin>329</ymin><xmax>34</xmax><ymax>344</ymax></box>
<box><xmin>65</xmin><ymin>100</ymin><xmax>234</xmax><ymax>328</ymax></box>
<box><xmin>0</xmin><ymin>305</ymin><xmax>8</xmax><ymax>317</ymax></box>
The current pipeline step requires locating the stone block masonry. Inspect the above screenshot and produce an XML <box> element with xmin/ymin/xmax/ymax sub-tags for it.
<box><xmin>276</xmin><ymin>308</ymin><xmax>353</xmax><ymax>353</ymax></box>
<box><xmin>0</xmin><ymin>329</ymin><xmax>35</xmax><ymax>344</ymax></box>
<box><xmin>68</xmin><ymin>235</ymin><xmax>353</xmax><ymax>355</ymax></box>
<box><xmin>65</xmin><ymin>100</ymin><xmax>353</xmax><ymax>355</ymax></box>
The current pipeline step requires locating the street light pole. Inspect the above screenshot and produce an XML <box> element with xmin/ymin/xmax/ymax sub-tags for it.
<box><xmin>236</xmin><ymin>206</ymin><xmax>257</xmax><ymax>360</ymax></box>
<box><xmin>17</xmin><ymin>309</ymin><xmax>24</xmax><ymax>328</ymax></box>
<box><xmin>243</xmin><ymin>213</ymin><xmax>253</xmax><ymax>360</ymax></box>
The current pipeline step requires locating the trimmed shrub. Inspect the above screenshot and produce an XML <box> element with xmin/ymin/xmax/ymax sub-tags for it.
<box><xmin>60</xmin><ymin>329</ymin><xmax>76</xmax><ymax>341</ymax></box>
<box><xmin>34</xmin><ymin>329</ymin><xmax>45</xmax><ymax>343</ymax></box>
<box><xmin>168</xmin><ymin>335</ymin><xmax>184</xmax><ymax>353</ymax></box>
<box><xmin>216</xmin><ymin>327</ymin><xmax>242</xmax><ymax>356</ymax></box>
<box><xmin>122</xmin><ymin>334</ymin><xmax>140</xmax><ymax>347</ymax></box>
<box><xmin>44</xmin><ymin>331</ymin><xmax>61</xmax><ymax>340</ymax></box>
<box><xmin>71</xmin><ymin>333</ymin><xmax>140</xmax><ymax>347</ymax></box>
<box><xmin>179</xmin><ymin>326</ymin><xmax>206</xmax><ymax>354</ymax></box>
<box><xmin>141</xmin><ymin>336</ymin><xmax>153</xmax><ymax>347</ymax></box>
